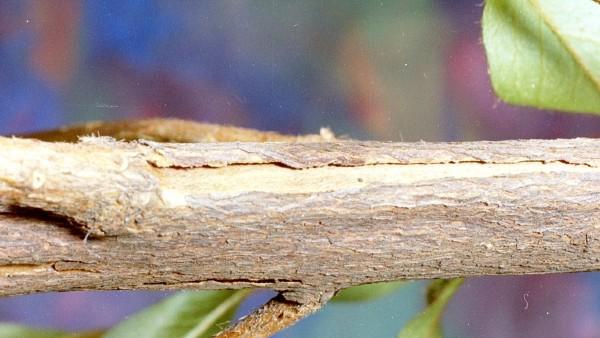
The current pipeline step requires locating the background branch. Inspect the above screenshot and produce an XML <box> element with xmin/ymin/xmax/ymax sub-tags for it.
<box><xmin>22</xmin><ymin>118</ymin><xmax>335</xmax><ymax>143</ymax></box>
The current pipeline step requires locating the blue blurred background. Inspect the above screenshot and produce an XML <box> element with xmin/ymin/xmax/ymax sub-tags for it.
<box><xmin>1</xmin><ymin>1</ymin><xmax>600</xmax><ymax>337</ymax></box>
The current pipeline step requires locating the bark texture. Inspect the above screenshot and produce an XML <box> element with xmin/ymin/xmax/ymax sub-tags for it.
<box><xmin>7</xmin><ymin>119</ymin><xmax>600</xmax><ymax>337</ymax></box>
<box><xmin>2</xmin><ymin>133</ymin><xmax>600</xmax><ymax>302</ymax></box>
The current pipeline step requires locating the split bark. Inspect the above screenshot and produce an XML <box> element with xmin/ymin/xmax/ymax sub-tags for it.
<box><xmin>2</xmin><ymin>119</ymin><xmax>600</xmax><ymax>336</ymax></box>
<box><xmin>2</xmin><ymin>128</ymin><xmax>600</xmax><ymax>298</ymax></box>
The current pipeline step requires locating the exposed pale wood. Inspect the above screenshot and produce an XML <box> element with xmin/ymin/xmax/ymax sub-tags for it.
<box><xmin>2</xmin><ymin>135</ymin><xmax>600</xmax><ymax>304</ymax></box>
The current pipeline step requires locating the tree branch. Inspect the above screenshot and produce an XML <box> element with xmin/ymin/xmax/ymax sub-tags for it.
<box><xmin>4</xmin><ymin>119</ymin><xmax>600</xmax><ymax>336</ymax></box>
<box><xmin>2</xmin><ymin>134</ymin><xmax>600</xmax><ymax>302</ymax></box>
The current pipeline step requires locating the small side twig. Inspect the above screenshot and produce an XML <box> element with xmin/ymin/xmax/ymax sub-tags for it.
<box><xmin>215</xmin><ymin>294</ymin><xmax>326</xmax><ymax>338</ymax></box>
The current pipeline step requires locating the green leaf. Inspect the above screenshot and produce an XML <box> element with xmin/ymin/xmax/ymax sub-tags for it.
<box><xmin>332</xmin><ymin>281</ymin><xmax>406</xmax><ymax>302</ymax></box>
<box><xmin>397</xmin><ymin>278</ymin><xmax>463</xmax><ymax>338</ymax></box>
<box><xmin>0</xmin><ymin>324</ymin><xmax>102</xmax><ymax>338</ymax></box>
<box><xmin>483</xmin><ymin>0</ymin><xmax>600</xmax><ymax>113</ymax></box>
<box><xmin>103</xmin><ymin>290</ymin><xmax>249</xmax><ymax>338</ymax></box>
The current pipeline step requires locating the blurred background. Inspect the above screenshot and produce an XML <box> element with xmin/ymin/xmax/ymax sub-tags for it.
<box><xmin>1</xmin><ymin>1</ymin><xmax>600</xmax><ymax>337</ymax></box>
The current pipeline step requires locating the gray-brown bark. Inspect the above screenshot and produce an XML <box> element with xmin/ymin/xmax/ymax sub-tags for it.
<box><xmin>2</xmin><ymin>136</ymin><xmax>600</xmax><ymax>302</ymax></box>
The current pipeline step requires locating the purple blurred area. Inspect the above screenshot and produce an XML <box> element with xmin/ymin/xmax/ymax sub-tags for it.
<box><xmin>447</xmin><ymin>275</ymin><xmax>600</xmax><ymax>338</ymax></box>
<box><xmin>0</xmin><ymin>291</ymin><xmax>170</xmax><ymax>332</ymax></box>
<box><xmin>1</xmin><ymin>1</ymin><xmax>600</xmax><ymax>337</ymax></box>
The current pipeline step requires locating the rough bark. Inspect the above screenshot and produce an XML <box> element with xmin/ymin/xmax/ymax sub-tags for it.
<box><xmin>2</xmin><ymin>134</ymin><xmax>600</xmax><ymax>303</ymax></box>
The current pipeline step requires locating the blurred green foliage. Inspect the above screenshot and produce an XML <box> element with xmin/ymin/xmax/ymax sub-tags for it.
<box><xmin>332</xmin><ymin>281</ymin><xmax>406</xmax><ymax>302</ymax></box>
<box><xmin>103</xmin><ymin>290</ymin><xmax>248</xmax><ymax>338</ymax></box>
<box><xmin>0</xmin><ymin>324</ymin><xmax>102</xmax><ymax>338</ymax></box>
<box><xmin>483</xmin><ymin>0</ymin><xmax>600</xmax><ymax>113</ymax></box>
<box><xmin>397</xmin><ymin>279</ymin><xmax>463</xmax><ymax>338</ymax></box>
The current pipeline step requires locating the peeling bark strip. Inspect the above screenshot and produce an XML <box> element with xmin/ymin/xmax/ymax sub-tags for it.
<box><xmin>2</xmin><ymin>136</ymin><xmax>600</xmax><ymax>300</ymax></box>
<box><xmin>140</xmin><ymin>137</ymin><xmax>600</xmax><ymax>169</ymax></box>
